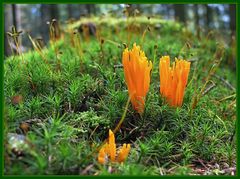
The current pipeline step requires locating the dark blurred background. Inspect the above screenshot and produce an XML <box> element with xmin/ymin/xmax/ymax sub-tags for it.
<box><xmin>4</xmin><ymin>4</ymin><xmax>236</xmax><ymax>56</ymax></box>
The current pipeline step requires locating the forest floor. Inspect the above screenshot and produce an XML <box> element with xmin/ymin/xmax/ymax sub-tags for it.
<box><xmin>4</xmin><ymin>16</ymin><xmax>236</xmax><ymax>175</ymax></box>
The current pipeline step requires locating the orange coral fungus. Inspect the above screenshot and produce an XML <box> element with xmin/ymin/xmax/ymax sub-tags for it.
<box><xmin>159</xmin><ymin>56</ymin><xmax>191</xmax><ymax>107</ymax></box>
<box><xmin>98</xmin><ymin>130</ymin><xmax>131</xmax><ymax>164</ymax></box>
<box><xmin>98</xmin><ymin>145</ymin><xmax>106</xmax><ymax>164</ymax></box>
<box><xmin>108</xmin><ymin>129</ymin><xmax>116</xmax><ymax>162</ymax></box>
<box><xmin>117</xmin><ymin>144</ymin><xmax>131</xmax><ymax>163</ymax></box>
<box><xmin>122</xmin><ymin>43</ymin><xmax>152</xmax><ymax>114</ymax></box>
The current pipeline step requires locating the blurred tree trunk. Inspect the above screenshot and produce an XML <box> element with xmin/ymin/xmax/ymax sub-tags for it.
<box><xmin>4</xmin><ymin>5</ymin><xmax>12</xmax><ymax>56</ymax></box>
<box><xmin>134</xmin><ymin>4</ymin><xmax>142</xmax><ymax>13</ymax></box>
<box><xmin>85</xmin><ymin>4</ymin><xmax>96</xmax><ymax>15</ymax></box>
<box><xmin>67</xmin><ymin>4</ymin><xmax>73</xmax><ymax>18</ymax></box>
<box><xmin>174</xmin><ymin>5</ymin><xmax>186</xmax><ymax>22</ymax></box>
<box><xmin>229</xmin><ymin>4</ymin><xmax>236</xmax><ymax>35</ymax></box>
<box><xmin>92</xmin><ymin>4</ymin><xmax>96</xmax><ymax>14</ymax></box>
<box><xmin>174</xmin><ymin>4</ymin><xmax>185</xmax><ymax>23</ymax></box>
<box><xmin>205</xmin><ymin>5</ymin><xmax>212</xmax><ymax>29</ymax></box>
<box><xmin>11</xmin><ymin>4</ymin><xmax>17</xmax><ymax>29</ymax></box>
<box><xmin>11</xmin><ymin>4</ymin><xmax>22</xmax><ymax>29</ymax></box>
<box><xmin>79</xmin><ymin>5</ymin><xmax>86</xmax><ymax>17</ymax></box>
<box><xmin>50</xmin><ymin>4</ymin><xmax>59</xmax><ymax>20</ymax></box>
<box><xmin>194</xmin><ymin>4</ymin><xmax>199</xmax><ymax>27</ymax></box>
<box><xmin>40</xmin><ymin>4</ymin><xmax>50</xmax><ymax>41</ymax></box>
<box><xmin>39</xmin><ymin>4</ymin><xmax>59</xmax><ymax>41</ymax></box>
<box><xmin>86</xmin><ymin>4</ymin><xmax>91</xmax><ymax>14</ymax></box>
<box><xmin>228</xmin><ymin>4</ymin><xmax>236</xmax><ymax>70</ymax></box>
<box><xmin>166</xmin><ymin>4</ymin><xmax>174</xmax><ymax>19</ymax></box>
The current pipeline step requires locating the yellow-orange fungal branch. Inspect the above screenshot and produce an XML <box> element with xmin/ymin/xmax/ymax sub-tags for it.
<box><xmin>98</xmin><ymin>130</ymin><xmax>131</xmax><ymax>164</ymax></box>
<box><xmin>159</xmin><ymin>56</ymin><xmax>191</xmax><ymax>107</ymax></box>
<box><xmin>117</xmin><ymin>144</ymin><xmax>131</xmax><ymax>163</ymax></box>
<box><xmin>122</xmin><ymin>43</ymin><xmax>152</xmax><ymax>114</ymax></box>
<box><xmin>108</xmin><ymin>129</ymin><xmax>116</xmax><ymax>162</ymax></box>
<box><xmin>98</xmin><ymin>145</ymin><xmax>106</xmax><ymax>164</ymax></box>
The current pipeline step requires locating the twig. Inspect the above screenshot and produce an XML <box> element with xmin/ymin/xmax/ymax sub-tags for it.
<box><xmin>218</xmin><ymin>94</ymin><xmax>236</xmax><ymax>102</ymax></box>
<box><xmin>213</xmin><ymin>74</ymin><xmax>235</xmax><ymax>91</ymax></box>
<box><xmin>81</xmin><ymin>164</ymin><xmax>94</xmax><ymax>175</ymax></box>
<box><xmin>230</xmin><ymin>120</ymin><xmax>236</xmax><ymax>144</ymax></box>
<box><xmin>113</xmin><ymin>96</ymin><xmax>131</xmax><ymax>134</ymax></box>
<box><xmin>202</xmin><ymin>81</ymin><xmax>216</xmax><ymax>96</ymax></box>
<box><xmin>113</xmin><ymin>64</ymin><xmax>123</xmax><ymax>69</ymax></box>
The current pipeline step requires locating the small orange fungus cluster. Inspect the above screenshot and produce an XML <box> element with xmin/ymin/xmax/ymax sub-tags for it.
<box><xmin>98</xmin><ymin>130</ymin><xmax>131</xmax><ymax>164</ymax></box>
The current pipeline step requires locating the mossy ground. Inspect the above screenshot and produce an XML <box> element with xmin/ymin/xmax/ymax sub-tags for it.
<box><xmin>4</xmin><ymin>16</ymin><xmax>236</xmax><ymax>175</ymax></box>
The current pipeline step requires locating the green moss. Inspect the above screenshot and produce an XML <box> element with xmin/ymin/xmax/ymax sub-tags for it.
<box><xmin>4</xmin><ymin>16</ymin><xmax>236</xmax><ymax>175</ymax></box>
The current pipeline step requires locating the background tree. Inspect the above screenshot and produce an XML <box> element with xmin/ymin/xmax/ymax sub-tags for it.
<box><xmin>4</xmin><ymin>5</ymin><xmax>12</xmax><ymax>56</ymax></box>
<box><xmin>174</xmin><ymin>4</ymin><xmax>186</xmax><ymax>23</ymax></box>
<box><xmin>40</xmin><ymin>4</ymin><xmax>51</xmax><ymax>42</ymax></box>
<box><xmin>229</xmin><ymin>4</ymin><xmax>236</xmax><ymax>36</ymax></box>
<box><xmin>50</xmin><ymin>4</ymin><xmax>59</xmax><ymax>19</ymax></box>
<box><xmin>11</xmin><ymin>4</ymin><xmax>17</xmax><ymax>29</ymax></box>
<box><xmin>4</xmin><ymin>4</ymin><xmax>236</xmax><ymax>57</ymax></box>
<box><xmin>194</xmin><ymin>4</ymin><xmax>199</xmax><ymax>28</ymax></box>
<box><xmin>67</xmin><ymin>4</ymin><xmax>73</xmax><ymax>19</ymax></box>
<box><xmin>205</xmin><ymin>4</ymin><xmax>213</xmax><ymax>29</ymax></box>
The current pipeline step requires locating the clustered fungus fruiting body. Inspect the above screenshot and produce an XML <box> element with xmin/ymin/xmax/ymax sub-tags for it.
<box><xmin>98</xmin><ymin>130</ymin><xmax>131</xmax><ymax>164</ymax></box>
<box><xmin>159</xmin><ymin>56</ymin><xmax>191</xmax><ymax>107</ymax></box>
<box><xmin>122</xmin><ymin>43</ymin><xmax>152</xmax><ymax>114</ymax></box>
<box><xmin>122</xmin><ymin>44</ymin><xmax>191</xmax><ymax>112</ymax></box>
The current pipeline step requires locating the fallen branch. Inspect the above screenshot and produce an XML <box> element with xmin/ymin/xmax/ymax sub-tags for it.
<box><xmin>213</xmin><ymin>74</ymin><xmax>235</xmax><ymax>91</ymax></box>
